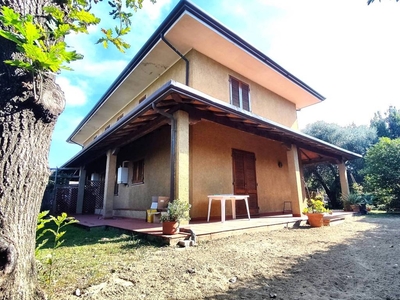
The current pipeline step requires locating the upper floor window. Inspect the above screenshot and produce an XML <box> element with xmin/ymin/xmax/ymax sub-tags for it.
<box><xmin>117</xmin><ymin>113</ymin><xmax>124</xmax><ymax>121</ymax></box>
<box><xmin>229</xmin><ymin>76</ymin><xmax>250</xmax><ymax>111</ymax></box>
<box><xmin>104</xmin><ymin>125</ymin><xmax>110</xmax><ymax>131</ymax></box>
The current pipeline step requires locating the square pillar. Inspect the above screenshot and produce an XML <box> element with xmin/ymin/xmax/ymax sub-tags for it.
<box><xmin>103</xmin><ymin>149</ymin><xmax>117</xmax><ymax>218</ymax></box>
<box><xmin>286</xmin><ymin>145</ymin><xmax>305</xmax><ymax>217</ymax></box>
<box><xmin>338</xmin><ymin>161</ymin><xmax>350</xmax><ymax>197</ymax></box>
<box><xmin>76</xmin><ymin>167</ymin><xmax>86</xmax><ymax>214</ymax></box>
<box><xmin>174</xmin><ymin>110</ymin><xmax>190</xmax><ymax>224</ymax></box>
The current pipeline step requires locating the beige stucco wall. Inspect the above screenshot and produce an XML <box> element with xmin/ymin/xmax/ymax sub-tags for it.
<box><xmin>188</xmin><ymin>50</ymin><xmax>298</xmax><ymax>129</ymax></box>
<box><xmin>190</xmin><ymin>120</ymin><xmax>293</xmax><ymax>219</ymax></box>
<box><xmin>113</xmin><ymin>126</ymin><xmax>171</xmax><ymax>210</ymax></box>
<box><xmin>109</xmin><ymin>118</ymin><xmax>296</xmax><ymax>219</ymax></box>
<box><xmin>84</xmin><ymin>59</ymin><xmax>187</xmax><ymax>146</ymax></box>
<box><xmin>84</xmin><ymin>49</ymin><xmax>299</xmax><ymax>146</ymax></box>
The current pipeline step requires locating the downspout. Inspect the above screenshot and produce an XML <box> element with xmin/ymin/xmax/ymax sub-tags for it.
<box><xmin>160</xmin><ymin>34</ymin><xmax>189</xmax><ymax>86</ymax></box>
<box><xmin>155</xmin><ymin>34</ymin><xmax>190</xmax><ymax>201</ymax></box>
<box><xmin>152</xmin><ymin>102</ymin><xmax>176</xmax><ymax>201</ymax></box>
<box><xmin>68</xmin><ymin>138</ymin><xmax>84</xmax><ymax>149</ymax></box>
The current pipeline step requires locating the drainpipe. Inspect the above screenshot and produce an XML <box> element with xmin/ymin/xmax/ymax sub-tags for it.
<box><xmin>161</xmin><ymin>34</ymin><xmax>189</xmax><ymax>86</ymax></box>
<box><xmin>68</xmin><ymin>138</ymin><xmax>84</xmax><ymax>151</ymax></box>
<box><xmin>155</xmin><ymin>35</ymin><xmax>189</xmax><ymax>200</ymax></box>
<box><xmin>152</xmin><ymin>102</ymin><xmax>176</xmax><ymax>201</ymax></box>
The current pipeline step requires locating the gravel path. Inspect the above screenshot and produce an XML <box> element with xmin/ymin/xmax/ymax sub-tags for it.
<box><xmin>70</xmin><ymin>215</ymin><xmax>400</xmax><ymax>300</ymax></box>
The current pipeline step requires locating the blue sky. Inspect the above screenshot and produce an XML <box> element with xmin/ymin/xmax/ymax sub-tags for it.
<box><xmin>50</xmin><ymin>0</ymin><xmax>400</xmax><ymax>167</ymax></box>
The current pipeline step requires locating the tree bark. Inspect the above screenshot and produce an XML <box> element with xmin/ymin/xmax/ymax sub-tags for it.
<box><xmin>0</xmin><ymin>1</ymin><xmax>65</xmax><ymax>298</ymax></box>
<box><xmin>310</xmin><ymin>164</ymin><xmax>341</xmax><ymax>209</ymax></box>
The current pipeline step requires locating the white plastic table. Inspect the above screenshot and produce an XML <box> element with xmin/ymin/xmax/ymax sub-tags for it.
<box><xmin>207</xmin><ymin>194</ymin><xmax>251</xmax><ymax>223</ymax></box>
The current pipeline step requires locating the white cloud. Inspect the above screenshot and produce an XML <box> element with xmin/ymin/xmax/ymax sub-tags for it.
<box><xmin>141</xmin><ymin>0</ymin><xmax>172</xmax><ymax>21</ymax></box>
<box><xmin>69</xmin><ymin>58</ymin><xmax>130</xmax><ymax>79</ymax></box>
<box><xmin>56</xmin><ymin>77</ymin><xmax>88</xmax><ymax>107</ymax></box>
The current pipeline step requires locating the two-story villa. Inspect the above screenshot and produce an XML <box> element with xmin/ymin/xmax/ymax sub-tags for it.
<box><xmin>62</xmin><ymin>0</ymin><xmax>361</xmax><ymax>221</ymax></box>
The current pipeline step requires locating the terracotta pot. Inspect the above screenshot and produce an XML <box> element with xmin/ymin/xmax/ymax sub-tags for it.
<box><xmin>350</xmin><ymin>204</ymin><xmax>360</xmax><ymax>213</ymax></box>
<box><xmin>323</xmin><ymin>219</ymin><xmax>330</xmax><ymax>226</ymax></box>
<box><xmin>307</xmin><ymin>213</ymin><xmax>324</xmax><ymax>227</ymax></box>
<box><xmin>162</xmin><ymin>221</ymin><xmax>179</xmax><ymax>235</ymax></box>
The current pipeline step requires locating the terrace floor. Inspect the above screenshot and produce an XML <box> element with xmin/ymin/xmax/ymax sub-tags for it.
<box><xmin>72</xmin><ymin>211</ymin><xmax>354</xmax><ymax>246</ymax></box>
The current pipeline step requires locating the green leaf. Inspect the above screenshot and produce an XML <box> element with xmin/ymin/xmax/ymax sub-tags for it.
<box><xmin>24</xmin><ymin>21</ymin><xmax>41</xmax><ymax>44</ymax></box>
<box><xmin>1</xmin><ymin>5</ymin><xmax>20</xmax><ymax>25</ymax></box>
<box><xmin>4</xmin><ymin>59</ymin><xmax>33</xmax><ymax>71</ymax></box>
<box><xmin>62</xmin><ymin>50</ymin><xmax>83</xmax><ymax>63</ymax></box>
<box><xmin>55</xmin><ymin>240</ymin><xmax>65</xmax><ymax>249</ymax></box>
<box><xmin>1</xmin><ymin>6</ymin><xmax>24</xmax><ymax>33</ymax></box>
<box><xmin>60</xmin><ymin>65</ymin><xmax>73</xmax><ymax>71</ymax></box>
<box><xmin>54</xmin><ymin>24</ymin><xmax>71</xmax><ymax>39</ymax></box>
<box><xmin>43</xmin><ymin>6</ymin><xmax>65</xmax><ymax>22</ymax></box>
<box><xmin>35</xmin><ymin>238</ymin><xmax>49</xmax><ymax>255</ymax></box>
<box><xmin>38</xmin><ymin>210</ymin><xmax>50</xmax><ymax>219</ymax></box>
<box><xmin>22</xmin><ymin>44</ymin><xmax>50</xmax><ymax>68</ymax></box>
<box><xmin>0</xmin><ymin>29</ymin><xmax>22</xmax><ymax>45</ymax></box>
<box><xmin>70</xmin><ymin>10</ymin><xmax>100</xmax><ymax>26</ymax></box>
<box><xmin>120</xmin><ymin>26</ymin><xmax>131</xmax><ymax>36</ymax></box>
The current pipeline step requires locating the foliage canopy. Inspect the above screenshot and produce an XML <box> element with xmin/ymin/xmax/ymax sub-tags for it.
<box><xmin>370</xmin><ymin>106</ymin><xmax>400</xmax><ymax>140</ymax></box>
<box><xmin>0</xmin><ymin>0</ymin><xmax>155</xmax><ymax>76</ymax></box>
<box><xmin>362</xmin><ymin>137</ymin><xmax>400</xmax><ymax>208</ymax></box>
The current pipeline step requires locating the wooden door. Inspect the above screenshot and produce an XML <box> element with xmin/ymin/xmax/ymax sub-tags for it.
<box><xmin>232</xmin><ymin>149</ymin><xmax>259</xmax><ymax>216</ymax></box>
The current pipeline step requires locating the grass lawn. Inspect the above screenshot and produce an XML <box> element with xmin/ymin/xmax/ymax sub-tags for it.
<box><xmin>36</xmin><ymin>223</ymin><xmax>162</xmax><ymax>297</ymax></box>
<box><xmin>366</xmin><ymin>210</ymin><xmax>400</xmax><ymax>217</ymax></box>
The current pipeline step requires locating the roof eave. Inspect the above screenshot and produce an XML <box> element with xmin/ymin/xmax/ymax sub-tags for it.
<box><xmin>67</xmin><ymin>0</ymin><xmax>325</xmax><ymax>144</ymax></box>
<box><xmin>63</xmin><ymin>80</ymin><xmax>357</xmax><ymax>168</ymax></box>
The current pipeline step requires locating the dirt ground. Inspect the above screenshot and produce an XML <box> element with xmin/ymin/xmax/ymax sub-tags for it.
<box><xmin>72</xmin><ymin>215</ymin><xmax>400</xmax><ymax>300</ymax></box>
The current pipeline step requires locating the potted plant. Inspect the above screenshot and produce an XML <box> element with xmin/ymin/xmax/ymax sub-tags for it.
<box><xmin>342</xmin><ymin>183</ymin><xmax>370</xmax><ymax>213</ymax></box>
<box><xmin>341</xmin><ymin>192</ymin><xmax>361</xmax><ymax>212</ymax></box>
<box><xmin>302</xmin><ymin>199</ymin><xmax>329</xmax><ymax>227</ymax></box>
<box><xmin>160</xmin><ymin>199</ymin><xmax>191</xmax><ymax>235</ymax></box>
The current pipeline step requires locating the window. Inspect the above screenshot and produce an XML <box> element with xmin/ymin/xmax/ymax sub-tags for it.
<box><xmin>229</xmin><ymin>76</ymin><xmax>250</xmax><ymax>111</ymax></box>
<box><xmin>117</xmin><ymin>113</ymin><xmax>124</xmax><ymax>121</ymax></box>
<box><xmin>104</xmin><ymin>124</ymin><xmax>110</xmax><ymax>131</ymax></box>
<box><xmin>132</xmin><ymin>159</ymin><xmax>144</xmax><ymax>184</ymax></box>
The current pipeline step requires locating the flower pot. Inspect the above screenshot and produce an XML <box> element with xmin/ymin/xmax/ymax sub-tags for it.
<box><xmin>307</xmin><ymin>213</ymin><xmax>324</xmax><ymax>227</ymax></box>
<box><xmin>162</xmin><ymin>221</ymin><xmax>179</xmax><ymax>235</ymax></box>
<box><xmin>350</xmin><ymin>204</ymin><xmax>360</xmax><ymax>213</ymax></box>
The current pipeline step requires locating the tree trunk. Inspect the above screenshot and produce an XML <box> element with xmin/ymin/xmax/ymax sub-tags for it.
<box><xmin>0</xmin><ymin>1</ymin><xmax>65</xmax><ymax>298</ymax></box>
<box><xmin>309</xmin><ymin>164</ymin><xmax>340</xmax><ymax>209</ymax></box>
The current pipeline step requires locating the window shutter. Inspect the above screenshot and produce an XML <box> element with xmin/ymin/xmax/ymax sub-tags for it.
<box><xmin>241</xmin><ymin>83</ymin><xmax>250</xmax><ymax>111</ymax></box>
<box><xmin>230</xmin><ymin>78</ymin><xmax>240</xmax><ymax>107</ymax></box>
<box><xmin>132</xmin><ymin>159</ymin><xmax>144</xmax><ymax>184</ymax></box>
<box><xmin>232</xmin><ymin>152</ymin><xmax>246</xmax><ymax>190</ymax></box>
<box><xmin>138</xmin><ymin>160</ymin><xmax>144</xmax><ymax>183</ymax></box>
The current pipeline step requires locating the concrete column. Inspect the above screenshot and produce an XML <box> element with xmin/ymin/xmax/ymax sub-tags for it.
<box><xmin>338</xmin><ymin>161</ymin><xmax>350</xmax><ymax>198</ymax></box>
<box><xmin>174</xmin><ymin>110</ymin><xmax>190</xmax><ymax>224</ymax></box>
<box><xmin>76</xmin><ymin>166</ymin><xmax>86</xmax><ymax>214</ymax></box>
<box><xmin>286</xmin><ymin>145</ymin><xmax>305</xmax><ymax>217</ymax></box>
<box><xmin>103</xmin><ymin>150</ymin><xmax>117</xmax><ymax>218</ymax></box>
